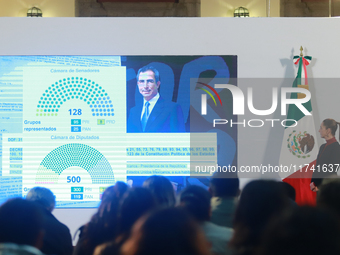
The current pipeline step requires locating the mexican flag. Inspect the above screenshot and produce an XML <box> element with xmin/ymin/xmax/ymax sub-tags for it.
<box><xmin>279</xmin><ymin>53</ymin><xmax>318</xmax><ymax>205</ymax></box>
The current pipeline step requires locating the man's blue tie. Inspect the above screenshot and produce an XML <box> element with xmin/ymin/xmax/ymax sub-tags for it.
<box><xmin>141</xmin><ymin>101</ymin><xmax>150</xmax><ymax>131</ymax></box>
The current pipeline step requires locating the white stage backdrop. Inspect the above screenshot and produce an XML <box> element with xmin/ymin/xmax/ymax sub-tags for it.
<box><xmin>1</xmin><ymin>17</ymin><xmax>340</xmax><ymax>240</ymax></box>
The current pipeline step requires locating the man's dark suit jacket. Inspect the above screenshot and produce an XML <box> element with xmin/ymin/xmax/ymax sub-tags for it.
<box><xmin>127</xmin><ymin>97</ymin><xmax>185</xmax><ymax>133</ymax></box>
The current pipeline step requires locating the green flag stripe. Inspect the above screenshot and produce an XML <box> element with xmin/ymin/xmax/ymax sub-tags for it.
<box><xmin>285</xmin><ymin>77</ymin><xmax>312</xmax><ymax>128</ymax></box>
<box><xmin>297</xmin><ymin>57</ymin><xmax>302</xmax><ymax>85</ymax></box>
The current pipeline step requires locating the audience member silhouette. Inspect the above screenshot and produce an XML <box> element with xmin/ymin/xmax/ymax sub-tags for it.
<box><xmin>0</xmin><ymin>198</ymin><xmax>44</xmax><ymax>255</ymax></box>
<box><xmin>111</xmin><ymin>181</ymin><xmax>129</xmax><ymax>200</ymax></box>
<box><xmin>258</xmin><ymin>206</ymin><xmax>340</xmax><ymax>255</ymax></box>
<box><xmin>209</xmin><ymin>175</ymin><xmax>239</xmax><ymax>228</ymax></box>
<box><xmin>116</xmin><ymin>187</ymin><xmax>156</xmax><ymax>243</ymax></box>
<box><xmin>229</xmin><ymin>180</ymin><xmax>290</xmax><ymax>255</ymax></box>
<box><xmin>317</xmin><ymin>178</ymin><xmax>340</xmax><ymax>219</ymax></box>
<box><xmin>94</xmin><ymin>187</ymin><xmax>156</xmax><ymax>255</ymax></box>
<box><xmin>180</xmin><ymin>185</ymin><xmax>233</xmax><ymax>255</ymax></box>
<box><xmin>7</xmin><ymin>177</ymin><xmax>340</xmax><ymax>255</ymax></box>
<box><xmin>120</xmin><ymin>207</ymin><xmax>211</xmax><ymax>255</ymax></box>
<box><xmin>279</xmin><ymin>181</ymin><xmax>296</xmax><ymax>202</ymax></box>
<box><xmin>73</xmin><ymin>182</ymin><xmax>128</xmax><ymax>255</ymax></box>
<box><xmin>26</xmin><ymin>187</ymin><xmax>73</xmax><ymax>255</ymax></box>
<box><xmin>143</xmin><ymin>175</ymin><xmax>176</xmax><ymax>208</ymax></box>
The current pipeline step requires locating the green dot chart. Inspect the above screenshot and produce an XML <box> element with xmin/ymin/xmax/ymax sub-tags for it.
<box><xmin>35</xmin><ymin>76</ymin><xmax>113</xmax><ymax>118</ymax></box>
<box><xmin>35</xmin><ymin>143</ymin><xmax>114</xmax><ymax>185</ymax></box>
<box><xmin>0</xmin><ymin>57</ymin><xmax>220</xmax><ymax>207</ymax></box>
<box><xmin>2</xmin><ymin>66</ymin><xmax>127</xmax><ymax>202</ymax></box>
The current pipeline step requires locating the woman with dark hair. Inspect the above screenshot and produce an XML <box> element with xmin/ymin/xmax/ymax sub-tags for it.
<box><xmin>116</xmin><ymin>187</ymin><xmax>156</xmax><ymax>243</ymax></box>
<box><xmin>93</xmin><ymin>187</ymin><xmax>156</xmax><ymax>255</ymax></box>
<box><xmin>120</xmin><ymin>207</ymin><xmax>211</xmax><ymax>255</ymax></box>
<box><xmin>229</xmin><ymin>180</ymin><xmax>290</xmax><ymax>255</ymax></box>
<box><xmin>73</xmin><ymin>182</ymin><xmax>128</xmax><ymax>255</ymax></box>
<box><xmin>143</xmin><ymin>175</ymin><xmax>176</xmax><ymax>208</ymax></box>
<box><xmin>310</xmin><ymin>118</ymin><xmax>340</xmax><ymax>191</ymax></box>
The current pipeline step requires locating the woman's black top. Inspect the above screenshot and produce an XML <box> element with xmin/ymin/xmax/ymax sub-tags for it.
<box><xmin>311</xmin><ymin>139</ymin><xmax>340</xmax><ymax>187</ymax></box>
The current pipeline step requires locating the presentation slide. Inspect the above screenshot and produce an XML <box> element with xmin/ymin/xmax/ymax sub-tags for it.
<box><xmin>0</xmin><ymin>55</ymin><xmax>237</xmax><ymax>208</ymax></box>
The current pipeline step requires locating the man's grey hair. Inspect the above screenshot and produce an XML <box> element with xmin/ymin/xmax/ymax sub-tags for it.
<box><xmin>26</xmin><ymin>187</ymin><xmax>56</xmax><ymax>211</ymax></box>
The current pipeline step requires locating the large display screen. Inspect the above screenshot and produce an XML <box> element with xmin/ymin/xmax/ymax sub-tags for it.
<box><xmin>0</xmin><ymin>55</ymin><xmax>237</xmax><ymax>208</ymax></box>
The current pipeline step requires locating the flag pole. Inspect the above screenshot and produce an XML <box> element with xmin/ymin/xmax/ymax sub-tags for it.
<box><xmin>280</xmin><ymin>48</ymin><xmax>318</xmax><ymax>205</ymax></box>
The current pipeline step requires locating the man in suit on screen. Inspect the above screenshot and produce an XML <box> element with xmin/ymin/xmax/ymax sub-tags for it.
<box><xmin>127</xmin><ymin>66</ymin><xmax>185</xmax><ymax>133</ymax></box>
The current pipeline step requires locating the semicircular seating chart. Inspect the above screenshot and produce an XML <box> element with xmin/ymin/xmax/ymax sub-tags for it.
<box><xmin>35</xmin><ymin>143</ymin><xmax>114</xmax><ymax>184</ymax></box>
<box><xmin>36</xmin><ymin>77</ymin><xmax>114</xmax><ymax>117</ymax></box>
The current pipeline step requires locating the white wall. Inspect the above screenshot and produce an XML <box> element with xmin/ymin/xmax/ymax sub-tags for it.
<box><xmin>1</xmin><ymin>16</ymin><xmax>340</xmax><ymax>239</ymax></box>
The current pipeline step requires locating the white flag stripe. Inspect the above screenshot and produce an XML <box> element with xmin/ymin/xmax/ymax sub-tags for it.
<box><xmin>300</xmin><ymin>58</ymin><xmax>311</xmax><ymax>85</ymax></box>
<box><xmin>279</xmin><ymin>112</ymin><xmax>318</xmax><ymax>179</ymax></box>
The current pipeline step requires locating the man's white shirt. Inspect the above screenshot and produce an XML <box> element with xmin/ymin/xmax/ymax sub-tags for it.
<box><xmin>140</xmin><ymin>93</ymin><xmax>160</xmax><ymax>120</ymax></box>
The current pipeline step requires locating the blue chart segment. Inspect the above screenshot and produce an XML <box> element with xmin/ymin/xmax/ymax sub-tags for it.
<box><xmin>35</xmin><ymin>143</ymin><xmax>114</xmax><ymax>184</ymax></box>
<box><xmin>36</xmin><ymin>77</ymin><xmax>114</xmax><ymax>117</ymax></box>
